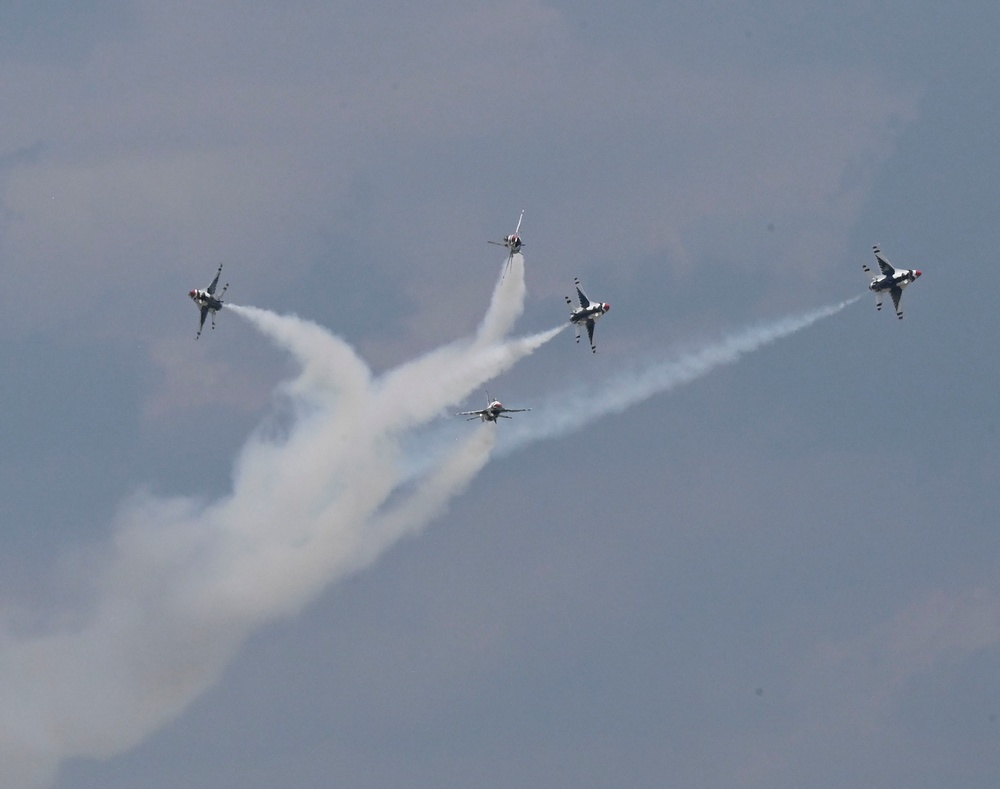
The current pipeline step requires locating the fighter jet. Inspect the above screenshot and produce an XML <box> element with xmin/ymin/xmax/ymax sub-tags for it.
<box><xmin>565</xmin><ymin>277</ymin><xmax>610</xmax><ymax>353</ymax></box>
<box><xmin>863</xmin><ymin>245</ymin><xmax>922</xmax><ymax>320</ymax></box>
<box><xmin>189</xmin><ymin>264</ymin><xmax>229</xmax><ymax>339</ymax></box>
<box><xmin>488</xmin><ymin>210</ymin><xmax>524</xmax><ymax>279</ymax></box>
<box><xmin>457</xmin><ymin>393</ymin><xmax>530</xmax><ymax>423</ymax></box>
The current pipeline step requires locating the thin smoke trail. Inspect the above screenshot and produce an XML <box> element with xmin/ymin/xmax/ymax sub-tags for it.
<box><xmin>494</xmin><ymin>296</ymin><xmax>862</xmax><ymax>456</ymax></box>
<box><xmin>364</xmin><ymin>426</ymin><xmax>496</xmax><ymax>563</ymax></box>
<box><xmin>476</xmin><ymin>252</ymin><xmax>527</xmax><ymax>346</ymax></box>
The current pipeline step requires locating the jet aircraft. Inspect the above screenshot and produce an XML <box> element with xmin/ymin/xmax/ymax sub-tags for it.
<box><xmin>863</xmin><ymin>245</ymin><xmax>921</xmax><ymax>319</ymax></box>
<box><xmin>565</xmin><ymin>277</ymin><xmax>610</xmax><ymax>353</ymax></box>
<box><xmin>457</xmin><ymin>393</ymin><xmax>530</xmax><ymax>423</ymax></box>
<box><xmin>189</xmin><ymin>264</ymin><xmax>229</xmax><ymax>339</ymax></box>
<box><xmin>488</xmin><ymin>210</ymin><xmax>524</xmax><ymax>279</ymax></box>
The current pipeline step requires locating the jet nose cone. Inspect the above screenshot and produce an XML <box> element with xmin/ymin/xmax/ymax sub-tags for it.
<box><xmin>914</xmin><ymin>270</ymin><xmax>922</xmax><ymax>278</ymax></box>
<box><xmin>188</xmin><ymin>290</ymin><xmax>196</xmax><ymax>297</ymax></box>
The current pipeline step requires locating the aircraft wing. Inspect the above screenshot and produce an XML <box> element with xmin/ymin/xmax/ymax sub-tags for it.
<box><xmin>501</xmin><ymin>408</ymin><xmax>530</xmax><ymax>413</ymax></box>
<box><xmin>457</xmin><ymin>409</ymin><xmax>486</xmax><ymax>417</ymax></box>
<box><xmin>207</xmin><ymin>264</ymin><xmax>223</xmax><ymax>295</ymax></box>
<box><xmin>586</xmin><ymin>319</ymin><xmax>596</xmax><ymax>348</ymax></box>
<box><xmin>873</xmin><ymin>246</ymin><xmax>895</xmax><ymax>277</ymax></box>
<box><xmin>576</xmin><ymin>285</ymin><xmax>591</xmax><ymax>308</ymax></box>
<box><xmin>195</xmin><ymin>306</ymin><xmax>209</xmax><ymax>339</ymax></box>
<box><xmin>889</xmin><ymin>285</ymin><xmax>903</xmax><ymax>316</ymax></box>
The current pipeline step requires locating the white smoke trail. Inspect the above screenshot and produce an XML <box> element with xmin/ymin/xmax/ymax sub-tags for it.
<box><xmin>0</xmin><ymin>256</ymin><xmax>560</xmax><ymax>789</ymax></box>
<box><xmin>363</xmin><ymin>426</ymin><xmax>496</xmax><ymax>564</ymax></box>
<box><xmin>496</xmin><ymin>296</ymin><xmax>862</xmax><ymax>456</ymax></box>
<box><xmin>475</xmin><ymin>253</ymin><xmax>526</xmax><ymax>346</ymax></box>
<box><xmin>373</xmin><ymin>323</ymin><xmax>563</xmax><ymax>431</ymax></box>
<box><xmin>0</xmin><ymin>260</ymin><xmax>856</xmax><ymax>788</ymax></box>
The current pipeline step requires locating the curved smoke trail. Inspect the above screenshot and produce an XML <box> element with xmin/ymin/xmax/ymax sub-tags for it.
<box><xmin>0</xmin><ymin>255</ymin><xmax>856</xmax><ymax>789</ymax></box>
<box><xmin>0</xmin><ymin>255</ymin><xmax>556</xmax><ymax>789</ymax></box>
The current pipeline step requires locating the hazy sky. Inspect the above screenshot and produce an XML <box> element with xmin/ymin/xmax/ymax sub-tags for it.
<box><xmin>2</xmin><ymin>2</ymin><xmax>999</xmax><ymax>787</ymax></box>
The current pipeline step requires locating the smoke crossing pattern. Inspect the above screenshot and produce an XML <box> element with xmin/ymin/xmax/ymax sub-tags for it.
<box><xmin>0</xmin><ymin>254</ymin><xmax>555</xmax><ymax>789</ymax></box>
<box><xmin>0</xmin><ymin>250</ymin><xmax>857</xmax><ymax>788</ymax></box>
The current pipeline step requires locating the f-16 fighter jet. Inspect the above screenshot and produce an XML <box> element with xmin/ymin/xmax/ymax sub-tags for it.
<box><xmin>864</xmin><ymin>245</ymin><xmax>921</xmax><ymax>320</ymax></box>
<box><xmin>488</xmin><ymin>210</ymin><xmax>524</xmax><ymax>279</ymax></box>
<box><xmin>457</xmin><ymin>393</ymin><xmax>530</xmax><ymax>423</ymax></box>
<box><xmin>189</xmin><ymin>264</ymin><xmax>229</xmax><ymax>339</ymax></box>
<box><xmin>565</xmin><ymin>277</ymin><xmax>610</xmax><ymax>353</ymax></box>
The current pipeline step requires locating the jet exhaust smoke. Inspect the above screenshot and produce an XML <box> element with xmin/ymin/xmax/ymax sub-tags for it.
<box><xmin>0</xmin><ymin>257</ymin><xmax>556</xmax><ymax>789</ymax></box>
<box><xmin>476</xmin><ymin>252</ymin><xmax>527</xmax><ymax>345</ymax></box>
<box><xmin>0</xmin><ymin>259</ymin><xmax>857</xmax><ymax>788</ymax></box>
<box><xmin>495</xmin><ymin>296</ymin><xmax>862</xmax><ymax>456</ymax></box>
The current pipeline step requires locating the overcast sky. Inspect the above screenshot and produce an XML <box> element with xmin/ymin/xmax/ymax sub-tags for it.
<box><xmin>2</xmin><ymin>2</ymin><xmax>999</xmax><ymax>787</ymax></box>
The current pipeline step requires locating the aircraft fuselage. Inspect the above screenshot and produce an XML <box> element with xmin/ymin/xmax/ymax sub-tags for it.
<box><xmin>190</xmin><ymin>290</ymin><xmax>224</xmax><ymax>311</ymax></box>
<box><xmin>569</xmin><ymin>304</ymin><xmax>609</xmax><ymax>324</ymax></box>
<box><xmin>868</xmin><ymin>271</ymin><xmax>920</xmax><ymax>293</ymax></box>
<box><xmin>457</xmin><ymin>397</ymin><xmax>528</xmax><ymax>422</ymax></box>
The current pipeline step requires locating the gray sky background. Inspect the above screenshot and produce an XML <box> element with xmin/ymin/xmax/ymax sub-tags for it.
<box><xmin>1</xmin><ymin>2</ymin><xmax>999</xmax><ymax>787</ymax></box>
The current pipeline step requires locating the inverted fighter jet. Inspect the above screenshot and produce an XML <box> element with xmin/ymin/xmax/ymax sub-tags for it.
<box><xmin>565</xmin><ymin>277</ymin><xmax>610</xmax><ymax>353</ymax></box>
<box><xmin>189</xmin><ymin>264</ymin><xmax>229</xmax><ymax>339</ymax></box>
<box><xmin>863</xmin><ymin>245</ymin><xmax>921</xmax><ymax>320</ymax></box>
